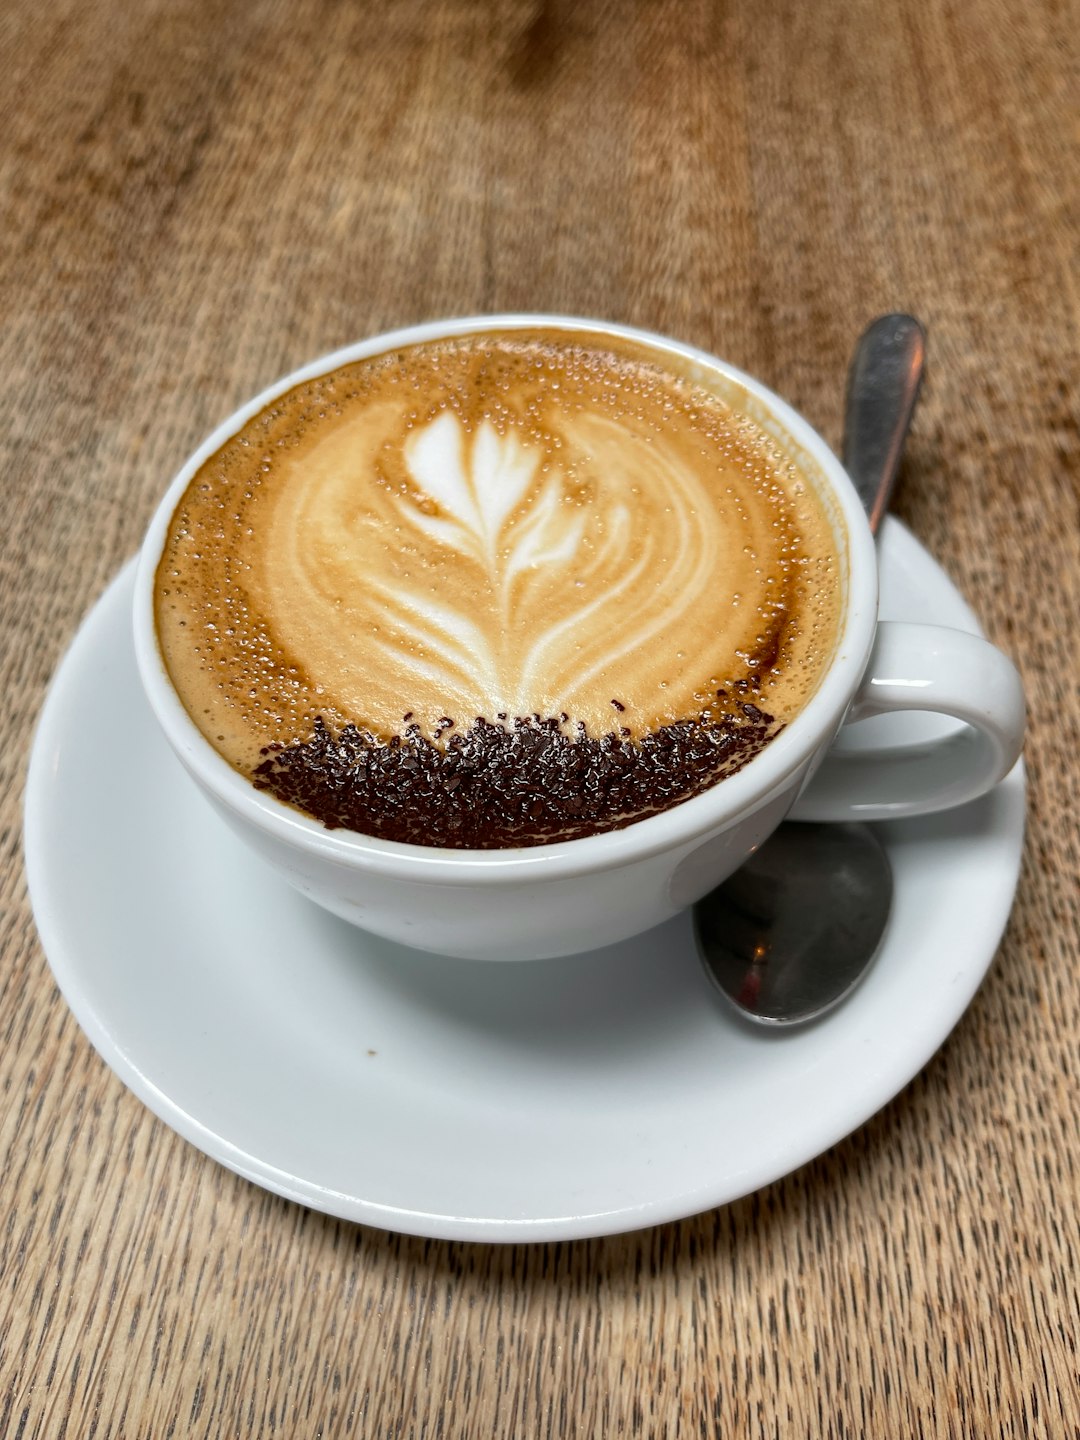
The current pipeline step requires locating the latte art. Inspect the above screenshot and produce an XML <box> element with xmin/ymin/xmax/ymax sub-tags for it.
<box><xmin>156</xmin><ymin>329</ymin><xmax>843</xmax><ymax>846</ymax></box>
<box><xmin>264</xmin><ymin>399</ymin><xmax>785</xmax><ymax>739</ymax></box>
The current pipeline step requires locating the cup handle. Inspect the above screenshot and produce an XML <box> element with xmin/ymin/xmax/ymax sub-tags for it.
<box><xmin>789</xmin><ymin>622</ymin><xmax>1026</xmax><ymax>822</ymax></box>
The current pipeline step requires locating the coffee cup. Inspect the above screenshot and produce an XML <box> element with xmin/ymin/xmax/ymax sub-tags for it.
<box><xmin>133</xmin><ymin>316</ymin><xmax>1025</xmax><ymax>960</ymax></box>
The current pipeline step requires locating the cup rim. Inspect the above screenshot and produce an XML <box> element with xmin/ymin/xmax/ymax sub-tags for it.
<box><xmin>133</xmin><ymin>314</ymin><xmax>880</xmax><ymax>884</ymax></box>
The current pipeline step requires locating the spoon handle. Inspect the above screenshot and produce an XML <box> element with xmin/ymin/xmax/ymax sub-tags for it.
<box><xmin>842</xmin><ymin>314</ymin><xmax>927</xmax><ymax>536</ymax></box>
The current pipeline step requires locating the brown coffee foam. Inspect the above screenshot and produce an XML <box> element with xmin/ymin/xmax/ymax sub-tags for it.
<box><xmin>156</xmin><ymin>330</ymin><xmax>842</xmax><ymax>793</ymax></box>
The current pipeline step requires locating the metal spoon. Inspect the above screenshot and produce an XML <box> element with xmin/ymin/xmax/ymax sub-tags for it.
<box><xmin>694</xmin><ymin>313</ymin><xmax>926</xmax><ymax>1026</ymax></box>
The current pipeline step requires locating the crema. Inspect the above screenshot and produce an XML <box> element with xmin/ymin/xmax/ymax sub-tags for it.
<box><xmin>155</xmin><ymin>329</ymin><xmax>842</xmax><ymax>846</ymax></box>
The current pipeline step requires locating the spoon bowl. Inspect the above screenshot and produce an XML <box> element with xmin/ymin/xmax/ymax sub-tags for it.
<box><xmin>694</xmin><ymin>822</ymin><xmax>892</xmax><ymax>1024</ymax></box>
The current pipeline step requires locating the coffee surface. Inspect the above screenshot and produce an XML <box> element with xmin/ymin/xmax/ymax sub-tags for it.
<box><xmin>156</xmin><ymin>328</ymin><xmax>842</xmax><ymax>846</ymax></box>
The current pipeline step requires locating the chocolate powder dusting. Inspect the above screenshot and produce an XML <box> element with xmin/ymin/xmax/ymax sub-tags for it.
<box><xmin>251</xmin><ymin>709</ymin><xmax>781</xmax><ymax>849</ymax></box>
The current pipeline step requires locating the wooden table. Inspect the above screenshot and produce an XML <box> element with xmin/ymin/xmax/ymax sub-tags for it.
<box><xmin>3</xmin><ymin>1</ymin><xmax>1077</xmax><ymax>1434</ymax></box>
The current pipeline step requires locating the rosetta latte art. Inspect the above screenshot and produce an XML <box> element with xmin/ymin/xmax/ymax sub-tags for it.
<box><xmin>156</xmin><ymin>329</ymin><xmax>843</xmax><ymax>845</ymax></box>
<box><xmin>262</xmin><ymin>400</ymin><xmax>755</xmax><ymax>740</ymax></box>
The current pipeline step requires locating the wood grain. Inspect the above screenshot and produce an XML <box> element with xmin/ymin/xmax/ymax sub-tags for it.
<box><xmin>1</xmin><ymin>0</ymin><xmax>1077</xmax><ymax>1435</ymax></box>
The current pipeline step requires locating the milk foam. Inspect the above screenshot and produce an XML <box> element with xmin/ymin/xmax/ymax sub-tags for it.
<box><xmin>156</xmin><ymin>331</ymin><xmax>842</xmax><ymax>773</ymax></box>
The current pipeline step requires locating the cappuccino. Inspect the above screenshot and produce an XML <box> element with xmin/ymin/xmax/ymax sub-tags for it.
<box><xmin>155</xmin><ymin>328</ymin><xmax>842</xmax><ymax>846</ymax></box>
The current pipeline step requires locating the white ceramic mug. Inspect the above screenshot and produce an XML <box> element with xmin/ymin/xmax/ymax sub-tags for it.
<box><xmin>133</xmin><ymin>317</ymin><xmax>1025</xmax><ymax>960</ymax></box>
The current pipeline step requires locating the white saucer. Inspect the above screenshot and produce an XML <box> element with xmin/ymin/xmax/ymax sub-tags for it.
<box><xmin>24</xmin><ymin>519</ymin><xmax>1025</xmax><ymax>1243</ymax></box>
